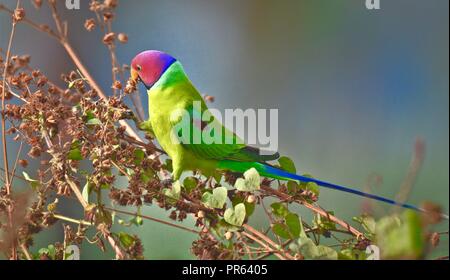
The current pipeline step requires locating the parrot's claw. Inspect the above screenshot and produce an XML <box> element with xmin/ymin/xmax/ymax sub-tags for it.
<box><xmin>161</xmin><ymin>178</ymin><xmax>174</xmax><ymax>187</ymax></box>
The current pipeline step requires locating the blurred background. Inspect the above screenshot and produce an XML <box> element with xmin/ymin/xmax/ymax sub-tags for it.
<box><xmin>1</xmin><ymin>0</ymin><xmax>448</xmax><ymax>259</ymax></box>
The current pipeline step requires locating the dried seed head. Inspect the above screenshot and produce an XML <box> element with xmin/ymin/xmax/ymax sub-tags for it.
<box><xmin>169</xmin><ymin>210</ymin><xmax>177</xmax><ymax>220</ymax></box>
<box><xmin>117</xmin><ymin>33</ymin><xmax>128</xmax><ymax>44</ymax></box>
<box><xmin>246</xmin><ymin>195</ymin><xmax>256</xmax><ymax>204</ymax></box>
<box><xmin>103</xmin><ymin>32</ymin><xmax>116</xmax><ymax>45</ymax></box>
<box><xmin>1</xmin><ymin>84</ymin><xmax>12</xmax><ymax>100</ymax></box>
<box><xmin>13</xmin><ymin>8</ymin><xmax>25</xmax><ymax>22</ymax></box>
<box><xmin>430</xmin><ymin>232</ymin><xmax>440</xmax><ymax>248</ymax></box>
<box><xmin>124</xmin><ymin>78</ymin><xmax>137</xmax><ymax>94</ymax></box>
<box><xmin>104</xmin><ymin>0</ymin><xmax>118</xmax><ymax>8</ymax></box>
<box><xmin>224</xmin><ymin>231</ymin><xmax>233</xmax><ymax>240</ymax></box>
<box><xmin>6</xmin><ymin>127</ymin><xmax>16</xmax><ymax>134</ymax></box>
<box><xmin>197</xmin><ymin>210</ymin><xmax>205</xmax><ymax>219</ymax></box>
<box><xmin>421</xmin><ymin>201</ymin><xmax>444</xmax><ymax>224</ymax></box>
<box><xmin>46</xmin><ymin>115</ymin><xmax>57</xmax><ymax>124</ymax></box>
<box><xmin>37</xmin><ymin>76</ymin><xmax>48</xmax><ymax>87</ymax></box>
<box><xmin>103</xmin><ymin>12</ymin><xmax>114</xmax><ymax>22</ymax></box>
<box><xmin>84</xmin><ymin>18</ymin><xmax>96</xmax><ymax>32</ymax></box>
<box><xmin>28</xmin><ymin>146</ymin><xmax>42</xmax><ymax>158</ymax></box>
<box><xmin>47</xmin><ymin>198</ymin><xmax>59</xmax><ymax>212</ymax></box>
<box><xmin>32</xmin><ymin>70</ymin><xmax>41</xmax><ymax>78</ymax></box>
<box><xmin>112</xmin><ymin>80</ymin><xmax>122</xmax><ymax>90</ymax></box>
<box><xmin>19</xmin><ymin>159</ymin><xmax>28</xmax><ymax>168</ymax></box>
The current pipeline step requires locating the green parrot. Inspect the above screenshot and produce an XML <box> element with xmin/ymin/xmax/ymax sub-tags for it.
<box><xmin>130</xmin><ymin>50</ymin><xmax>446</xmax><ymax>218</ymax></box>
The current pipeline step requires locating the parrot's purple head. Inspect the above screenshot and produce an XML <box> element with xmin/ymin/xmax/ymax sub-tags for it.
<box><xmin>130</xmin><ymin>50</ymin><xmax>177</xmax><ymax>89</ymax></box>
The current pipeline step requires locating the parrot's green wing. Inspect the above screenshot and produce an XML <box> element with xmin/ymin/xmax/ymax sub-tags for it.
<box><xmin>172</xmin><ymin>104</ymin><xmax>279</xmax><ymax>163</ymax></box>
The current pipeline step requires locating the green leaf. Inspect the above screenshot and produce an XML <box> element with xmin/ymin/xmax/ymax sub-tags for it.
<box><xmin>270</xmin><ymin>202</ymin><xmax>289</xmax><ymax>217</ymax></box>
<box><xmin>22</xmin><ymin>171</ymin><xmax>39</xmax><ymax>189</ymax></box>
<box><xmin>271</xmin><ymin>213</ymin><xmax>303</xmax><ymax>239</ymax></box>
<box><xmin>68</xmin><ymin>141</ymin><xmax>83</xmax><ymax>161</ymax></box>
<box><xmin>314</xmin><ymin>212</ymin><xmax>336</xmax><ymax>231</ymax></box>
<box><xmin>353</xmin><ymin>215</ymin><xmax>376</xmax><ymax>237</ymax></box>
<box><xmin>183</xmin><ymin>176</ymin><xmax>198</xmax><ymax>193</ymax></box>
<box><xmin>287</xmin><ymin>181</ymin><xmax>298</xmax><ymax>193</ymax></box>
<box><xmin>133</xmin><ymin>149</ymin><xmax>145</xmax><ymax>164</ymax></box>
<box><xmin>118</xmin><ymin>232</ymin><xmax>135</xmax><ymax>248</ymax></box>
<box><xmin>234</xmin><ymin>168</ymin><xmax>260</xmax><ymax>192</ymax></box>
<box><xmin>135</xmin><ymin>215</ymin><xmax>143</xmax><ymax>226</ymax></box>
<box><xmin>163</xmin><ymin>180</ymin><xmax>181</xmax><ymax>200</ymax></box>
<box><xmin>298</xmin><ymin>178</ymin><xmax>320</xmax><ymax>196</ymax></box>
<box><xmin>272</xmin><ymin>223</ymin><xmax>291</xmax><ymax>239</ymax></box>
<box><xmin>292</xmin><ymin>237</ymin><xmax>338</xmax><ymax>260</ymax></box>
<box><xmin>140</xmin><ymin>169</ymin><xmax>154</xmax><ymax>184</ymax></box>
<box><xmin>285</xmin><ymin>213</ymin><xmax>302</xmax><ymax>238</ymax></box>
<box><xmin>278</xmin><ymin>156</ymin><xmax>296</xmax><ymax>174</ymax></box>
<box><xmin>210</xmin><ymin>219</ymin><xmax>241</xmax><ymax>238</ymax></box>
<box><xmin>375</xmin><ymin>210</ymin><xmax>425</xmax><ymax>259</ymax></box>
<box><xmin>232</xmin><ymin>196</ymin><xmax>255</xmax><ymax>217</ymax></box>
<box><xmin>213</xmin><ymin>171</ymin><xmax>222</xmax><ymax>184</ymax></box>
<box><xmin>68</xmin><ymin>148</ymin><xmax>83</xmax><ymax>161</ymax></box>
<box><xmin>82</xmin><ymin>181</ymin><xmax>91</xmax><ymax>204</ymax></box>
<box><xmin>224</xmin><ymin>203</ymin><xmax>246</xmax><ymax>226</ymax></box>
<box><xmin>39</xmin><ymin>244</ymin><xmax>56</xmax><ymax>260</ymax></box>
<box><xmin>202</xmin><ymin>186</ymin><xmax>227</xmax><ymax>209</ymax></box>
<box><xmin>163</xmin><ymin>159</ymin><xmax>173</xmax><ymax>173</ymax></box>
<box><xmin>338</xmin><ymin>248</ymin><xmax>368</xmax><ymax>260</ymax></box>
<box><xmin>125</xmin><ymin>168</ymin><xmax>135</xmax><ymax>177</ymax></box>
<box><xmin>86</xmin><ymin>118</ymin><xmax>102</xmax><ymax>125</ymax></box>
<box><xmin>85</xmin><ymin>110</ymin><xmax>95</xmax><ymax>121</ymax></box>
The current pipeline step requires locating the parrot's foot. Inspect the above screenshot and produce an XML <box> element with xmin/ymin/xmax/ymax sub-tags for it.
<box><xmin>161</xmin><ymin>178</ymin><xmax>174</xmax><ymax>187</ymax></box>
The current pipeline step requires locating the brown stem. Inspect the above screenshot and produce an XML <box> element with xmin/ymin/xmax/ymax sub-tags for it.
<box><xmin>1</xmin><ymin>0</ymin><xmax>21</xmax><ymax>260</ymax></box>
<box><xmin>52</xmin><ymin>213</ymin><xmax>92</xmax><ymax>226</ymax></box>
<box><xmin>104</xmin><ymin>207</ymin><xmax>200</xmax><ymax>234</ymax></box>
<box><xmin>105</xmin><ymin>231</ymin><xmax>126</xmax><ymax>260</ymax></box>
<box><xmin>394</xmin><ymin>137</ymin><xmax>425</xmax><ymax>212</ymax></box>
<box><xmin>65</xmin><ymin>175</ymin><xmax>89</xmax><ymax>209</ymax></box>
<box><xmin>8</xmin><ymin>141</ymin><xmax>23</xmax><ymax>187</ymax></box>
<box><xmin>241</xmin><ymin>231</ymin><xmax>288</xmax><ymax>260</ymax></box>
<box><xmin>20</xmin><ymin>243</ymin><xmax>32</xmax><ymax>260</ymax></box>
<box><xmin>243</xmin><ymin>224</ymin><xmax>295</xmax><ymax>260</ymax></box>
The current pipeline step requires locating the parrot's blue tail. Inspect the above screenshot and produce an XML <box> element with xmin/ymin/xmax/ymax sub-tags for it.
<box><xmin>218</xmin><ymin>160</ymin><xmax>449</xmax><ymax>220</ymax></box>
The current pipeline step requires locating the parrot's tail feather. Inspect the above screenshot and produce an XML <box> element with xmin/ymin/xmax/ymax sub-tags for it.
<box><xmin>260</xmin><ymin>163</ymin><xmax>423</xmax><ymax>209</ymax></box>
<box><xmin>218</xmin><ymin>160</ymin><xmax>449</xmax><ymax>220</ymax></box>
<box><xmin>259</xmin><ymin>164</ymin><xmax>449</xmax><ymax>220</ymax></box>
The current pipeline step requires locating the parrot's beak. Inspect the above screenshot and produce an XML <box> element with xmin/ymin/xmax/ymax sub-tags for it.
<box><xmin>130</xmin><ymin>68</ymin><xmax>139</xmax><ymax>82</ymax></box>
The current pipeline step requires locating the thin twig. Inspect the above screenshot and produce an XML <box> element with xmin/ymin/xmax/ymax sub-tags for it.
<box><xmin>1</xmin><ymin>0</ymin><xmax>21</xmax><ymax>260</ymax></box>
<box><xmin>65</xmin><ymin>175</ymin><xmax>89</xmax><ymax>209</ymax></box>
<box><xmin>20</xmin><ymin>243</ymin><xmax>32</xmax><ymax>260</ymax></box>
<box><xmin>393</xmin><ymin>137</ymin><xmax>425</xmax><ymax>213</ymax></box>
<box><xmin>241</xmin><ymin>231</ymin><xmax>287</xmax><ymax>260</ymax></box>
<box><xmin>243</xmin><ymin>224</ymin><xmax>295</xmax><ymax>260</ymax></box>
<box><xmin>52</xmin><ymin>213</ymin><xmax>92</xmax><ymax>226</ymax></box>
<box><xmin>104</xmin><ymin>230</ymin><xmax>126</xmax><ymax>260</ymax></box>
<box><xmin>103</xmin><ymin>206</ymin><xmax>200</xmax><ymax>234</ymax></box>
<box><xmin>8</xmin><ymin>141</ymin><xmax>23</xmax><ymax>187</ymax></box>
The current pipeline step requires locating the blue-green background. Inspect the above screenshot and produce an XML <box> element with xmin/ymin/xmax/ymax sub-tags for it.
<box><xmin>1</xmin><ymin>0</ymin><xmax>448</xmax><ymax>259</ymax></box>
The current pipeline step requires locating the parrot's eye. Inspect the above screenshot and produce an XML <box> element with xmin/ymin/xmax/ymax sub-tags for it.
<box><xmin>136</xmin><ymin>65</ymin><xmax>142</xmax><ymax>71</ymax></box>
